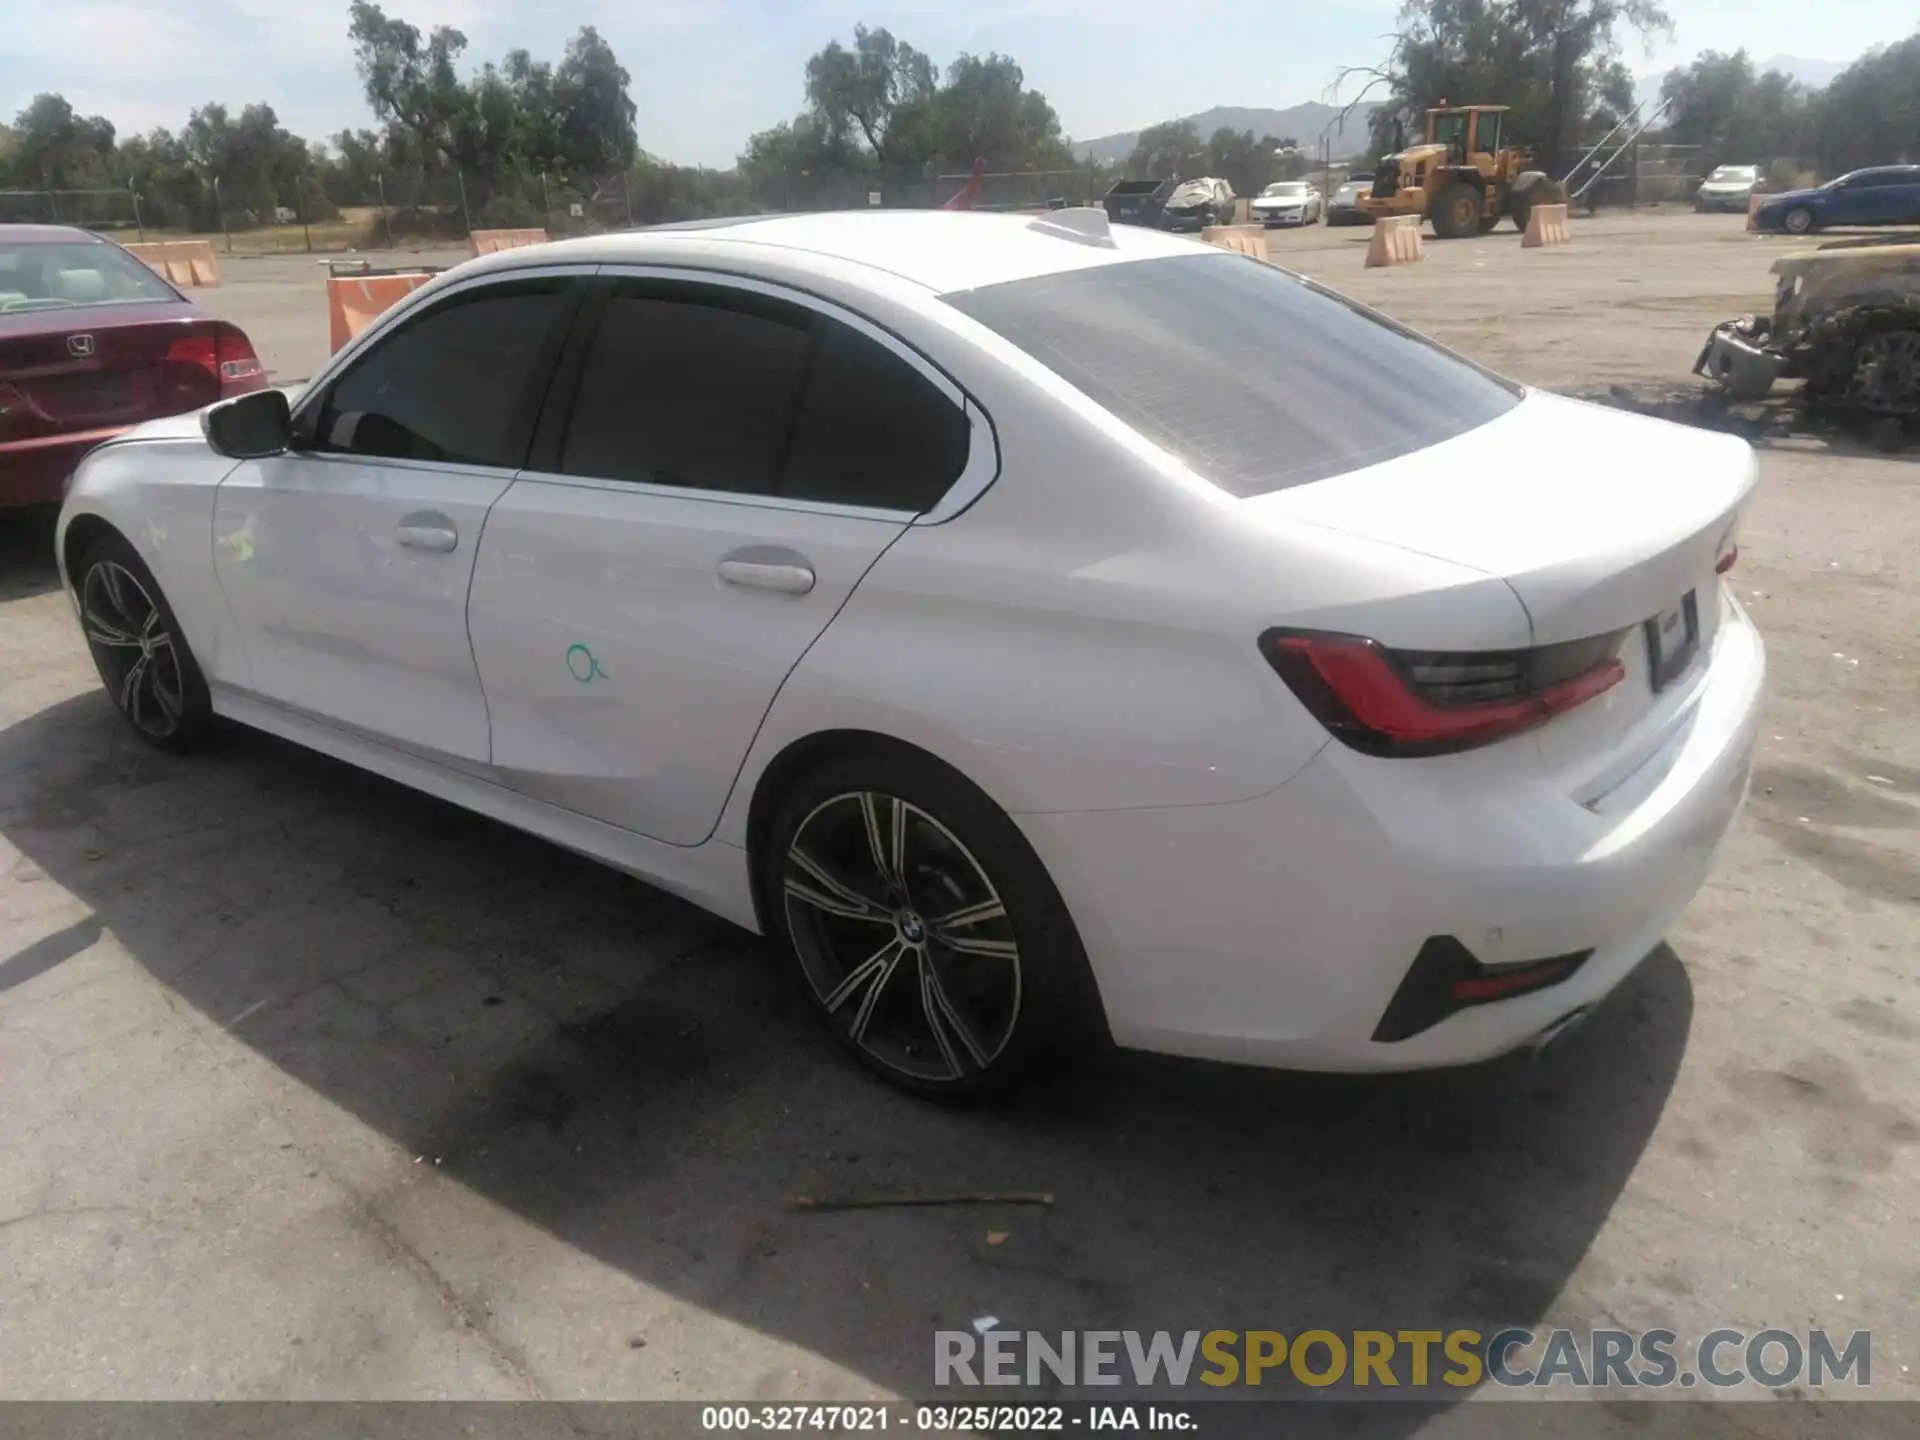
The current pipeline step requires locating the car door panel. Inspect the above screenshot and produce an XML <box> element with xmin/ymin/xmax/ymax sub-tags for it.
<box><xmin>468</xmin><ymin>269</ymin><xmax>987</xmax><ymax>847</ymax></box>
<box><xmin>211</xmin><ymin>272</ymin><xmax>582</xmax><ymax>767</ymax></box>
<box><xmin>213</xmin><ymin>455</ymin><xmax>514</xmax><ymax>764</ymax></box>
<box><xmin>470</xmin><ymin>478</ymin><xmax>907</xmax><ymax>843</ymax></box>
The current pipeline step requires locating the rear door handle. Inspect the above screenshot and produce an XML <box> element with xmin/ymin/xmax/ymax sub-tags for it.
<box><xmin>717</xmin><ymin>559</ymin><xmax>816</xmax><ymax>595</ymax></box>
<box><xmin>396</xmin><ymin>514</ymin><xmax>458</xmax><ymax>553</ymax></box>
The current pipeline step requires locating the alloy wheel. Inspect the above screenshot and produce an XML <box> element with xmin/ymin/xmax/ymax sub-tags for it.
<box><xmin>81</xmin><ymin>560</ymin><xmax>186</xmax><ymax>739</ymax></box>
<box><xmin>782</xmin><ymin>791</ymin><xmax>1021</xmax><ymax>1084</ymax></box>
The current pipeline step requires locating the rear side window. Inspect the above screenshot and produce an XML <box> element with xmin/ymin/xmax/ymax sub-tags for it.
<box><xmin>561</xmin><ymin>285</ymin><xmax>813</xmax><ymax>494</ymax></box>
<box><xmin>942</xmin><ymin>254</ymin><xmax>1520</xmax><ymax>496</ymax></box>
<box><xmin>0</xmin><ymin>241</ymin><xmax>176</xmax><ymax>311</ymax></box>
<box><xmin>558</xmin><ymin>279</ymin><xmax>968</xmax><ymax>511</ymax></box>
<box><xmin>314</xmin><ymin>278</ymin><xmax>570</xmax><ymax>468</ymax></box>
<box><xmin>780</xmin><ymin>317</ymin><xmax>969</xmax><ymax>510</ymax></box>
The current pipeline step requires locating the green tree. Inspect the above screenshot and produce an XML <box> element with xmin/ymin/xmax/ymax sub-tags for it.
<box><xmin>1126</xmin><ymin>119</ymin><xmax>1204</xmax><ymax>177</ymax></box>
<box><xmin>1817</xmin><ymin>34</ymin><xmax>1920</xmax><ymax>175</ymax></box>
<box><xmin>924</xmin><ymin>53</ymin><xmax>1072</xmax><ymax>170</ymax></box>
<box><xmin>6</xmin><ymin>94</ymin><xmax>117</xmax><ymax>191</ymax></box>
<box><xmin>804</xmin><ymin>24</ymin><xmax>937</xmax><ymax>165</ymax></box>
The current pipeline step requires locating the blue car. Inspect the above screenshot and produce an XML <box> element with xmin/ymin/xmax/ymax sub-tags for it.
<box><xmin>1752</xmin><ymin>165</ymin><xmax>1920</xmax><ymax>236</ymax></box>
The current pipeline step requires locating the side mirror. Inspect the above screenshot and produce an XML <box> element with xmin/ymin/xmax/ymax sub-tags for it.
<box><xmin>203</xmin><ymin>388</ymin><xmax>291</xmax><ymax>459</ymax></box>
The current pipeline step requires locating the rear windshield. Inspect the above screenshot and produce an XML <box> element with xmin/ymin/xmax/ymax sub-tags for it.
<box><xmin>942</xmin><ymin>253</ymin><xmax>1521</xmax><ymax>496</ymax></box>
<box><xmin>0</xmin><ymin>241</ymin><xmax>176</xmax><ymax>313</ymax></box>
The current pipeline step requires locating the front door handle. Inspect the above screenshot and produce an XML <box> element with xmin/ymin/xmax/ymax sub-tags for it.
<box><xmin>396</xmin><ymin>514</ymin><xmax>458</xmax><ymax>553</ymax></box>
<box><xmin>717</xmin><ymin>558</ymin><xmax>816</xmax><ymax>594</ymax></box>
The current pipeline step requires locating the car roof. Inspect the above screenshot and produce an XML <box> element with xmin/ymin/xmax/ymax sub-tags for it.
<box><xmin>469</xmin><ymin>209</ymin><xmax>1208</xmax><ymax>295</ymax></box>
<box><xmin>0</xmin><ymin>223</ymin><xmax>104</xmax><ymax>246</ymax></box>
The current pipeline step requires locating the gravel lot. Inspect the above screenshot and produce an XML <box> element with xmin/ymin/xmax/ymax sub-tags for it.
<box><xmin>0</xmin><ymin>210</ymin><xmax>1915</xmax><ymax>1422</ymax></box>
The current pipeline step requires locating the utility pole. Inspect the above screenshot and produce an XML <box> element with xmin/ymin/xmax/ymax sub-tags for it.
<box><xmin>456</xmin><ymin>168</ymin><xmax>473</xmax><ymax>239</ymax></box>
<box><xmin>376</xmin><ymin>173</ymin><xmax>390</xmax><ymax>247</ymax></box>
<box><xmin>621</xmin><ymin>168</ymin><xmax>633</xmax><ymax>228</ymax></box>
<box><xmin>129</xmin><ymin>177</ymin><xmax>145</xmax><ymax>242</ymax></box>
<box><xmin>214</xmin><ymin>176</ymin><xmax>231</xmax><ymax>252</ymax></box>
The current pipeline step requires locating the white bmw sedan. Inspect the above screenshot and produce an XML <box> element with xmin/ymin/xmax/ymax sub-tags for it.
<box><xmin>56</xmin><ymin>208</ymin><xmax>1764</xmax><ymax>1097</ymax></box>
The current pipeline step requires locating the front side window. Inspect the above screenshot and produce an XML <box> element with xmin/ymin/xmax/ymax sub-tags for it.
<box><xmin>942</xmin><ymin>253</ymin><xmax>1520</xmax><ymax>497</ymax></box>
<box><xmin>312</xmin><ymin>278</ymin><xmax>570</xmax><ymax>468</ymax></box>
<box><xmin>558</xmin><ymin>279</ymin><xmax>969</xmax><ymax>512</ymax></box>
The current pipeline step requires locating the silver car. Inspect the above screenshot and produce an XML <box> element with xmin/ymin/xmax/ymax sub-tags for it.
<box><xmin>1695</xmin><ymin>165</ymin><xmax>1761</xmax><ymax>213</ymax></box>
<box><xmin>1328</xmin><ymin>173</ymin><xmax>1376</xmax><ymax>226</ymax></box>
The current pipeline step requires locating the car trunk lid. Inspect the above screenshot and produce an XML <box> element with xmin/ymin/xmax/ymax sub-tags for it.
<box><xmin>1250</xmin><ymin>390</ymin><xmax>1755</xmax><ymax>795</ymax></box>
<box><xmin>0</xmin><ymin>304</ymin><xmax>259</xmax><ymax>448</ymax></box>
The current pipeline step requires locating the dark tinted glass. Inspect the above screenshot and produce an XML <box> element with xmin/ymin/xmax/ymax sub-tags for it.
<box><xmin>942</xmin><ymin>254</ymin><xmax>1520</xmax><ymax>496</ymax></box>
<box><xmin>561</xmin><ymin>284</ymin><xmax>812</xmax><ymax>493</ymax></box>
<box><xmin>317</xmin><ymin>280</ymin><xmax>566</xmax><ymax>467</ymax></box>
<box><xmin>778</xmin><ymin>319</ymin><xmax>969</xmax><ymax>510</ymax></box>
<box><xmin>561</xmin><ymin>282</ymin><xmax>968</xmax><ymax>511</ymax></box>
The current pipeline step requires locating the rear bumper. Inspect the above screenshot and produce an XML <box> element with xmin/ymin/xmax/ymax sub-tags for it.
<box><xmin>1017</xmin><ymin>592</ymin><xmax>1764</xmax><ymax>1071</ymax></box>
<box><xmin>0</xmin><ymin>427</ymin><xmax>129</xmax><ymax>510</ymax></box>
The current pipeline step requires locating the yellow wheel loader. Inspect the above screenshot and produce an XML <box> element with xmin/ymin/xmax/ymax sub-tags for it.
<box><xmin>1357</xmin><ymin>104</ymin><xmax>1567</xmax><ymax>238</ymax></box>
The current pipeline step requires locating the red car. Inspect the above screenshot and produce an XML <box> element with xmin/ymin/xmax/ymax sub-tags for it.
<box><xmin>1</xmin><ymin>224</ymin><xmax>267</xmax><ymax>510</ymax></box>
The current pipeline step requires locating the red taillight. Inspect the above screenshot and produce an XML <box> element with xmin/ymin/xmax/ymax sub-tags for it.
<box><xmin>1714</xmin><ymin>521</ymin><xmax>1739</xmax><ymax>574</ymax></box>
<box><xmin>166</xmin><ymin>326</ymin><xmax>265</xmax><ymax>396</ymax></box>
<box><xmin>1260</xmin><ymin>629</ymin><xmax>1626</xmax><ymax>758</ymax></box>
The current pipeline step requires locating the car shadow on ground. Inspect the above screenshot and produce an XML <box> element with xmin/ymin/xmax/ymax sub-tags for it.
<box><xmin>0</xmin><ymin>691</ymin><xmax>1693</xmax><ymax>1425</ymax></box>
<box><xmin>0</xmin><ymin>508</ymin><xmax>60</xmax><ymax>600</ymax></box>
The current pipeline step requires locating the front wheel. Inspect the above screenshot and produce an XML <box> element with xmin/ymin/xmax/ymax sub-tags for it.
<box><xmin>75</xmin><ymin>533</ymin><xmax>215</xmax><ymax>749</ymax></box>
<box><xmin>1431</xmin><ymin>181</ymin><xmax>1482</xmax><ymax>239</ymax></box>
<box><xmin>1782</xmin><ymin>205</ymin><xmax>1817</xmax><ymax>235</ymax></box>
<box><xmin>763</xmin><ymin>751</ymin><xmax>1098</xmax><ymax>1099</ymax></box>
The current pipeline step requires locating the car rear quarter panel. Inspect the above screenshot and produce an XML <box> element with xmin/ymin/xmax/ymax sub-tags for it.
<box><xmin>58</xmin><ymin>421</ymin><xmax>238</xmax><ymax>682</ymax></box>
<box><xmin>715</xmin><ymin>307</ymin><xmax>1532</xmax><ymax>839</ymax></box>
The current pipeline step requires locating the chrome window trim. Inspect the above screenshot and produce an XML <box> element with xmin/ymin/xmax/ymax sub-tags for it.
<box><xmin>510</xmin><ymin>262</ymin><xmax>1001</xmax><ymax>523</ymax></box>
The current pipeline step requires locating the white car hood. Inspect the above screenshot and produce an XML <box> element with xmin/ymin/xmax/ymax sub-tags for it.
<box><xmin>1246</xmin><ymin>389</ymin><xmax>1755</xmax><ymax>642</ymax></box>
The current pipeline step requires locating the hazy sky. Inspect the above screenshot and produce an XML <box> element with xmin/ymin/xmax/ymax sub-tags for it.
<box><xmin>3</xmin><ymin>0</ymin><xmax>1912</xmax><ymax>167</ymax></box>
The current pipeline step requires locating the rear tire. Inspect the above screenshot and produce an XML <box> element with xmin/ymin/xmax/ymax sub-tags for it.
<box><xmin>74</xmin><ymin>532</ymin><xmax>215</xmax><ymax>751</ymax></box>
<box><xmin>1431</xmin><ymin>182</ymin><xmax>1482</xmax><ymax>239</ymax></box>
<box><xmin>761</xmin><ymin>749</ymin><xmax>1099</xmax><ymax>1100</ymax></box>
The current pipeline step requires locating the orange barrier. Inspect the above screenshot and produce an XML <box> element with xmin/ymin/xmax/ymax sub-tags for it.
<box><xmin>1521</xmin><ymin>202</ymin><xmax>1571</xmax><ymax>249</ymax></box>
<box><xmin>1201</xmin><ymin>224</ymin><xmax>1269</xmax><ymax>262</ymax></box>
<box><xmin>1747</xmin><ymin>192</ymin><xmax>1767</xmax><ymax>231</ymax></box>
<box><xmin>327</xmin><ymin>272</ymin><xmax>435</xmax><ymax>353</ymax></box>
<box><xmin>122</xmin><ymin>240</ymin><xmax>222</xmax><ymax>287</ymax></box>
<box><xmin>1364</xmin><ymin>214</ymin><xmax>1424</xmax><ymax>267</ymax></box>
<box><xmin>471</xmin><ymin>228</ymin><xmax>549</xmax><ymax>257</ymax></box>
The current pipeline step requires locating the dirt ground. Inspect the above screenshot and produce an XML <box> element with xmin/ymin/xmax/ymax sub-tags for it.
<box><xmin>0</xmin><ymin>209</ymin><xmax>1915</xmax><ymax>1423</ymax></box>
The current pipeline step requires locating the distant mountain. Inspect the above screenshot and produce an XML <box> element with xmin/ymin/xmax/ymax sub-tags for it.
<box><xmin>1071</xmin><ymin>101</ymin><xmax>1380</xmax><ymax>168</ymax></box>
<box><xmin>1633</xmin><ymin>54</ymin><xmax>1852</xmax><ymax>114</ymax></box>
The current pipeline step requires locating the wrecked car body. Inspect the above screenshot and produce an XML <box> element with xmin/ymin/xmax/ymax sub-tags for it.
<box><xmin>1697</xmin><ymin>241</ymin><xmax>1920</xmax><ymax>415</ymax></box>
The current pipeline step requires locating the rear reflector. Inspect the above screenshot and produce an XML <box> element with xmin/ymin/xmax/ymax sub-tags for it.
<box><xmin>1372</xmin><ymin>936</ymin><xmax>1593</xmax><ymax>1042</ymax></box>
<box><xmin>1260</xmin><ymin>628</ymin><xmax>1626</xmax><ymax>758</ymax></box>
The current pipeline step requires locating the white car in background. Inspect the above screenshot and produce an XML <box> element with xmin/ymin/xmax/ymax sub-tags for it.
<box><xmin>56</xmin><ymin>209</ymin><xmax>1764</xmax><ymax>1097</ymax></box>
<box><xmin>1251</xmin><ymin>181</ymin><xmax>1322</xmax><ymax>227</ymax></box>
